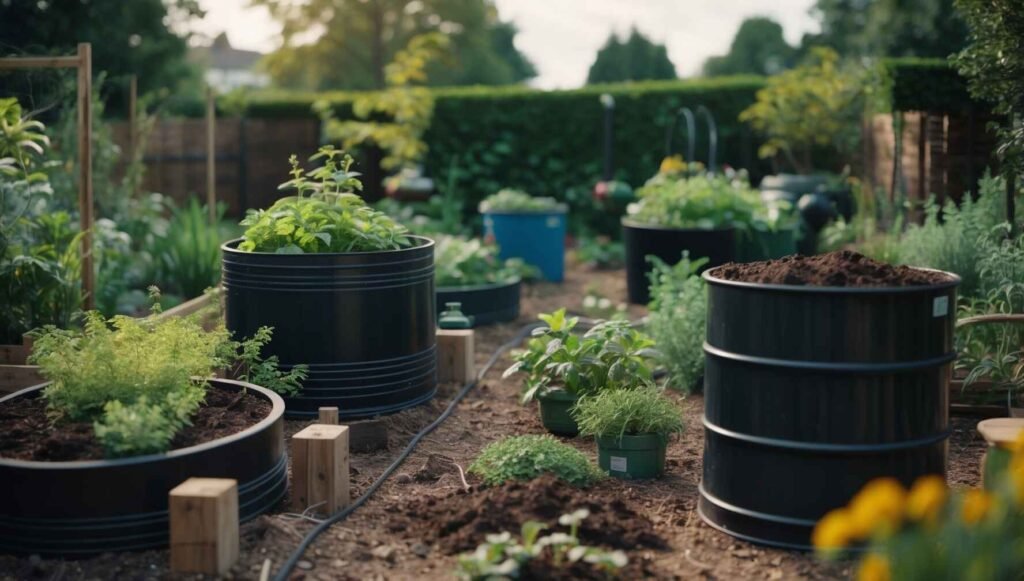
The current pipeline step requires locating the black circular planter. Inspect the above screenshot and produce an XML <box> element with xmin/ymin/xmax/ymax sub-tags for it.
<box><xmin>0</xmin><ymin>378</ymin><xmax>286</xmax><ymax>556</ymax></box>
<box><xmin>222</xmin><ymin>237</ymin><xmax>437</xmax><ymax>419</ymax></box>
<box><xmin>697</xmin><ymin>268</ymin><xmax>960</xmax><ymax>549</ymax></box>
<box><xmin>622</xmin><ymin>218</ymin><xmax>735</xmax><ymax>304</ymax></box>
<box><xmin>437</xmin><ymin>278</ymin><xmax>521</xmax><ymax>327</ymax></box>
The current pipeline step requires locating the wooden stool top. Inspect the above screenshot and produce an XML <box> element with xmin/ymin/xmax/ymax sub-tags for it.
<box><xmin>977</xmin><ymin>418</ymin><xmax>1024</xmax><ymax>448</ymax></box>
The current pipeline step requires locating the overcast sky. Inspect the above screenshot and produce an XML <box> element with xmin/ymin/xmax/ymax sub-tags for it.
<box><xmin>193</xmin><ymin>0</ymin><xmax>820</xmax><ymax>89</ymax></box>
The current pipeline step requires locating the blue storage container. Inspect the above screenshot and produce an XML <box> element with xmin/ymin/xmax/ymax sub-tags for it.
<box><xmin>483</xmin><ymin>210</ymin><xmax>567</xmax><ymax>282</ymax></box>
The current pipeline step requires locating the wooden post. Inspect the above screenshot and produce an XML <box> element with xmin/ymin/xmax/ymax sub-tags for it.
<box><xmin>77</xmin><ymin>43</ymin><xmax>94</xmax><ymax>310</ymax></box>
<box><xmin>437</xmin><ymin>329</ymin><xmax>475</xmax><ymax>384</ymax></box>
<box><xmin>292</xmin><ymin>424</ymin><xmax>349</xmax><ymax>514</ymax></box>
<box><xmin>318</xmin><ymin>406</ymin><xmax>339</xmax><ymax>425</ymax></box>
<box><xmin>206</xmin><ymin>86</ymin><xmax>216</xmax><ymax>224</ymax></box>
<box><xmin>169</xmin><ymin>478</ymin><xmax>239</xmax><ymax>575</ymax></box>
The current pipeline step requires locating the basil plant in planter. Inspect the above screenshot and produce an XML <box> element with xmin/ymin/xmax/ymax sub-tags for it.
<box><xmin>434</xmin><ymin>235</ymin><xmax>537</xmax><ymax>326</ymax></box>
<box><xmin>576</xmin><ymin>387</ymin><xmax>685</xmax><ymax>480</ymax></box>
<box><xmin>479</xmin><ymin>189</ymin><xmax>568</xmax><ymax>282</ymax></box>
<box><xmin>223</xmin><ymin>146</ymin><xmax>436</xmax><ymax>418</ymax></box>
<box><xmin>503</xmin><ymin>309</ymin><xmax>661</xmax><ymax>437</ymax></box>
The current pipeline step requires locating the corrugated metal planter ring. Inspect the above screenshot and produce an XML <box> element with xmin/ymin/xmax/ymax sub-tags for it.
<box><xmin>0</xmin><ymin>378</ymin><xmax>286</xmax><ymax>556</ymax></box>
<box><xmin>221</xmin><ymin>236</ymin><xmax>437</xmax><ymax>419</ymax></box>
<box><xmin>436</xmin><ymin>278</ymin><xmax>521</xmax><ymax>327</ymax></box>
<box><xmin>697</xmin><ymin>266</ymin><xmax>960</xmax><ymax>550</ymax></box>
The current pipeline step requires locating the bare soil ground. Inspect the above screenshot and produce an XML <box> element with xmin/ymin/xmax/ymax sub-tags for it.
<box><xmin>0</xmin><ymin>260</ymin><xmax>987</xmax><ymax>580</ymax></box>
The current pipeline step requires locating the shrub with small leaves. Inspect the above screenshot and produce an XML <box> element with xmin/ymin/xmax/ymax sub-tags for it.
<box><xmin>479</xmin><ymin>189</ymin><xmax>565</xmax><ymax>213</ymax></box>
<box><xmin>646</xmin><ymin>253</ymin><xmax>707</xmax><ymax>393</ymax></box>
<box><xmin>468</xmin><ymin>435</ymin><xmax>603</xmax><ymax>487</ymax></box>
<box><xmin>239</xmin><ymin>146</ymin><xmax>411</xmax><ymax>254</ymax></box>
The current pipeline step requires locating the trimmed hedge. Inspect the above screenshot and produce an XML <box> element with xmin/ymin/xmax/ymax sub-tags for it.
<box><xmin>882</xmin><ymin>58</ymin><xmax>977</xmax><ymax>113</ymax></box>
<box><xmin>222</xmin><ymin>77</ymin><xmax>769</xmax><ymax>228</ymax></box>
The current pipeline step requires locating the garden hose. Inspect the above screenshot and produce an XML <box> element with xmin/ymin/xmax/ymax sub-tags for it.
<box><xmin>271</xmin><ymin>320</ymin><xmax>543</xmax><ymax>581</ymax></box>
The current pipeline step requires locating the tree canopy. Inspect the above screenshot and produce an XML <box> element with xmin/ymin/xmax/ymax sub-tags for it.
<box><xmin>252</xmin><ymin>0</ymin><xmax>535</xmax><ymax>90</ymax></box>
<box><xmin>586</xmin><ymin>28</ymin><xmax>676</xmax><ymax>85</ymax></box>
<box><xmin>703</xmin><ymin>17</ymin><xmax>795</xmax><ymax>77</ymax></box>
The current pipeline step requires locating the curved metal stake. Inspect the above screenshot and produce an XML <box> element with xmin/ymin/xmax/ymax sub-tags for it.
<box><xmin>697</xmin><ymin>105</ymin><xmax>718</xmax><ymax>172</ymax></box>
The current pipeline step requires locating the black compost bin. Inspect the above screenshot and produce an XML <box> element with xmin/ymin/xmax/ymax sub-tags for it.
<box><xmin>436</xmin><ymin>278</ymin><xmax>521</xmax><ymax>327</ymax></box>
<box><xmin>0</xmin><ymin>378</ymin><xmax>286</xmax><ymax>556</ymax></box>
<box><xmin>697</xmin><ymin>267</ymin><xmax>959</xmax><ymax>549</ymax></box>
<box><xmin>222</xmin><ymin>236</ymin><xmax>437</xmax><ymax>418</ymax></box>
<box><xmin>622</xmin><ymin>219</ymin><xmax>735</xmax><ymax>304</ymax></box>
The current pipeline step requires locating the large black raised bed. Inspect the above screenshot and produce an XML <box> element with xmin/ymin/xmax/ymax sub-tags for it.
<box><xmin>222</xmin><ymin>236</ymin><xmax>437</xmax><ymax>419</ymax></box>
<box><xmin>0</xmin><ymin>378</ymin><xmax>286</xmax><ymax>556</ymax></box>
<box><xmin>622</xmin><ymin>218</ymin><xmax>735</xmax><ymax>304</ymax></box>
<box><xmin>436</xmin><ymin>278</ymin><xmax>521</xmax><ymax>327</ymax></box>
<box><xmin>697</xmin><ymin>267</ymin><xmax>960</xmax><ymax>549</ymax></box>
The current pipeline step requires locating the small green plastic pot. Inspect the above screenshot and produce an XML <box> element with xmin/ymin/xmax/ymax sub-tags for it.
<box><xmin>537</xmin><ymin>389</ymin><xmax>579</xmax><ymax>437</ymax></box>
<box><xmin>596</xmin><ymin>433</ymin><xmax>667</xmax><ymax>479</ymax></box>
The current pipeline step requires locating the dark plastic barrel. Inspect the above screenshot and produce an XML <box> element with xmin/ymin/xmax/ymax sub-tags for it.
<box><xmin>436</xmin><ymin>278</ymin><xmax>521</xmax><ymax>327</ymax></box>
<box><xmin>222</xmin><ymin>236</ymin><xmax>437</xmax><ymax>418</ymax></box>
<box><xmin>0</xmin><ymin>379</ymin><xmax>286</xmax><ymax>556</ymax></box>
<box><xmin>622</xmin><ymin>219</ymin><xmax>735</xmax><ymax>304</ymax></box>
<box><xmin>698</xmin><ymin>267</ymin><xmax>959</xmax><ymax>549</ymax></box>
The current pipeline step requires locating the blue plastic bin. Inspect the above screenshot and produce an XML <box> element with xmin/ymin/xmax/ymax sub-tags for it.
<box><xmin>483</xmin><ymin>209</ymin><xmax>567</xmax><ymax>282</ymax></box>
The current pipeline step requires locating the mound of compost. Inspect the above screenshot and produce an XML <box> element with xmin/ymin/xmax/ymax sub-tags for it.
<box><xmin>0</xmin><ymin>386</ymin><xmax>271</xmax><ymax>461</ymax></box>
<box><xmin>713</xmin><ymin>250</ymin><xmax>953</xmax><ymax>287</ymax></box>
<box><xmin>388</xmin><ymin>474</ymin><xmax>666</xmax><ymax>554</ymax></box>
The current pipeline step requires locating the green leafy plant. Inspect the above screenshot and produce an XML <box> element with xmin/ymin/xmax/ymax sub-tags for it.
<box><xmin>479</xmin><ymin>188</ymin><xmax>565</xmax><ymax>213</ymax></box>
<box><xmin>576</xmin><ymin>235</ymin><xmax>625</xmax><ymax>269</ymax></box>
<box><xmin>468</xmin><ymin>435</ymin><xmax>603</xmax><ymax>487</ymax></box>
<box><xmin>226</xmin><ymin>325</ymin><xmax>308</xmax><ymax>398</ymax></box>
<box><xmin>434</xmin><ymin>235</ymin><xmax>536</xmax><ymax>287</ymax></box>
<box><xmin>645</xmin><ymin>254</ymin><xmax>707</xmax><ymax>393</ymax></box>
<box><xmin>151</xmin><ymin>198</ymin><xmax>232</xmax><ymax>299</ymax></box>
<box><xmin>575</xmin><ymin>387</ymin><xmax>685</xmax><ymax>440</ymax></box>
<box><xmin>455</xmin><ymin>509</ymin><xmax>627</xmax><ymax>580</ymax></box>
<box><xmin>239</xmin><ymin>146</ymin><xmax>410</xmax><ymax>254</ymax></box>
<box><xmin>504</xmin><ymin>309</ymin><xmax>661</xmax><ymax>404</ymax></box>
<box><xmin>626</xmin><ymin>172</ymin><xmax>765</xmax><ymax>231</ymax></box>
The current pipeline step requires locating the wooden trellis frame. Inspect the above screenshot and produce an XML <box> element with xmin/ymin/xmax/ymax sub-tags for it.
<box><xmin>0</xmin><ymin>43</ymin><xmax>94</xmax><ymax>309</ymax></box>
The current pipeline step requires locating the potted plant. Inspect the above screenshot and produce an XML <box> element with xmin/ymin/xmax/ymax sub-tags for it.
<box><xmin>222</xmin><ymin>147</ymin><xmax>436</xmax><ymax>418</ymax></box>
<box><xmin>503</xmin><ymin>309</ymin><xmax>660</xmax><ymax>437</ymax></box>
<box><xmin>0</xmin><ymin>303</ymin><xmax>300</xmax><ymax>555</ymax></box>
<box><xmin>434</xmin><ymin>235</ymin><xmax>536</xmax><ymax>326</ymax></box>
<box><xmin>622</xmin><ymin>168</ymin><xmax>766</xmax><ymax>304</ymax></box>
<box><xmin>480</xmin><ymin>189</ymin><xmax>568</xmax><ymax>282</ymax></box>
<box><xmin>576</xmin><ymin>387</ymin><xmax>685</xmax><ymax>479</ymax></box>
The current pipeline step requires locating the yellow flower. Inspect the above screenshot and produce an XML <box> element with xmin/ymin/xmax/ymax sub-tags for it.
<box><xmin>857</xmin><ymin>553</ymin><xmax>892</xmax><ymax>581</ymax></box>
<box><xmin>961</xmin><ymin>489</ymin><xmax>994</xmax><ymax>526</ymax></box>
<box><xmin>906</xmin><ymin>475</ymin><xmax>947</xmax><ymax>525</ymax></box>
<box><xmin>812</xmin><ymin>508</ymin><xmax>854</xmax><ymax>551</ymax></box>
<box><xmin>659</xmin><ymin>155</ymin><xmax>686</xmax><ymax>174</ymax></box>
<box><xmin>1010</xmin><ymin>453</ymin><xmax>1024</xmax><ymax>505</ymax></box>
<box><xmin>848</xmin><ymin>478</ymin><xmax>907</xmax><ymax>539</ymax></box>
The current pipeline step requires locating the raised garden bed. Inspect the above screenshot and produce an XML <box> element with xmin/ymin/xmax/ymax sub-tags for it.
<box><xmin>0</xmin><ymin>378</ymin><xmax>286</xmax><ymax>556</ymax></box>
<box><xmin>436</xmin><ymin>278</ymin><xmax>521</xmax><ymax>326</ymax></box>
<box><xmin>622</xmin><ymin>219</ymin><xmax>735</xmax><ymax>304</ymax></box>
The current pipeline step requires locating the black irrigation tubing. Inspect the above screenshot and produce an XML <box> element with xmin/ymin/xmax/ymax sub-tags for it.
<box><xmin>271</xmin><ymin>320</ymin><xmax>543</xmax><ymax>581</ymax></box>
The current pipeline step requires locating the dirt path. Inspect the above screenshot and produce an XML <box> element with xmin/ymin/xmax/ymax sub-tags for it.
<box><xmin>0</xmin><ymin>261</ymin><xmax>987</xmax><ymax>580</ymax></box>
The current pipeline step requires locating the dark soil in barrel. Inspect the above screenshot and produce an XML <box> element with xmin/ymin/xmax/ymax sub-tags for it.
<box><xmin>0</xmin><ymin>385</ymin><xmax>271</xmax><ymax>461</ymax></box>
<box><xmin>388</xmin><ymin>473</ymin><xmax>666</xmax><ymax>554</ymax></box>
<box><xmin>714</xmin><ymin>250</ymin><xmax>954</xmax><ymax>287</ymax></box>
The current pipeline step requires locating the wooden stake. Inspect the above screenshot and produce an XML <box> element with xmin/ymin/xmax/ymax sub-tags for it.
<box><xmin>206</xmin><ymin>86</ymin><xmax>216</xmax><ymax>224</ymax></box>
<box><xmin>77</xmin><ymin>43</ymin><xmax>94</xmax><ymax>310</ymax></box>
<box><xmin>437</xmin><ymin>329</ymin><xmax>475</xmax><ymax>384</ymax></box>
<box><xmin>292</xmin><ymin>424</ymin><xmax>349</xmax><ymax>514</ymax></box>
<box><xmin>318</xmin><ymin>406</ymin><xmax>339</xmax><ymax>425</ymax></box>
<box><xmin>169</xmin><ymin>478</ymin><xmax>239</xmax><ymax>575</ymax></box>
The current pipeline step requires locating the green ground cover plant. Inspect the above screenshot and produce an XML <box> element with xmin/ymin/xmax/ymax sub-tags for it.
<box><xmin>626</xmin><ymin>171</ymin><xmax>765</xmax><ymax>231</ymax></box>
<box><xmin>645</xmin><ymin>254</ymin><xmax>707</xmax><ymax>393</ymax></box>
<box><xmin>239</xmin><ymin>146</ymin><xmax>410</xmax><ymax>253</ymax></box>
<box><xmin>575</xmin><ymin>387</ymin><xmax>685</xmax><ymax>440</ymax></box>
<box><xmin>433</xmin><ymin>235</ymin><xmax>536</xmax><ymax>287</ymax></box>
<box><xmin>479</xmin><ymin>189</ymin><xmax>564</xmax><ymax>213</ymax></box>
<box><xmin>468</xmin><ymin>435</ymin><xmax>603</xmax><ymax>487</ymax></box>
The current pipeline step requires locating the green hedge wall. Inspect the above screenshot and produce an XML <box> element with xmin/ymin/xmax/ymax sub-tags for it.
<box><xmin>882</xmin><ymin>58</ymin><xmax>978</xmax><ymax>113</ymax></box>
<box><xmin>229</xmin><ymin>77</ymin><xmax>770</xmax><ymax>222</ymax></box>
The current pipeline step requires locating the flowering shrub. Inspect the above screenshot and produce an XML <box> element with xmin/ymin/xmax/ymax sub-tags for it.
<box><xmin>813</xmin><ymin>433</ymin><xmax>1024</xmax><ymax>580</ymax></box>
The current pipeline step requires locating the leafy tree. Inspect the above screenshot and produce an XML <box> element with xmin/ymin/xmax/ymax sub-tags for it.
<box><xmin>586</xmin><ymin>28</ymin><xmax>676</xmax><ymax>84</ymax></box>
<box><xmin>954</xmin><ymin>0</ymin><xmax>1024</xmax><ymax>178</ymax></box>
<box><xmin>253</xmin><ymin>0</ymin><xmax>534</xmax><ymax>90</ymax></box>
<box><xmin>703</xmin><ymin>17</ymin><xmax>795</xmax><ymax>77</ymax></box>
<box><xmin>805</xmin><ymin>0</ymin><xmax>968</xmax><ymax>59</ymax></box>
<box><xmin>0</xmin><ymin>0</ymin><xmax>203</xmax><ymax>105</ymax></box>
